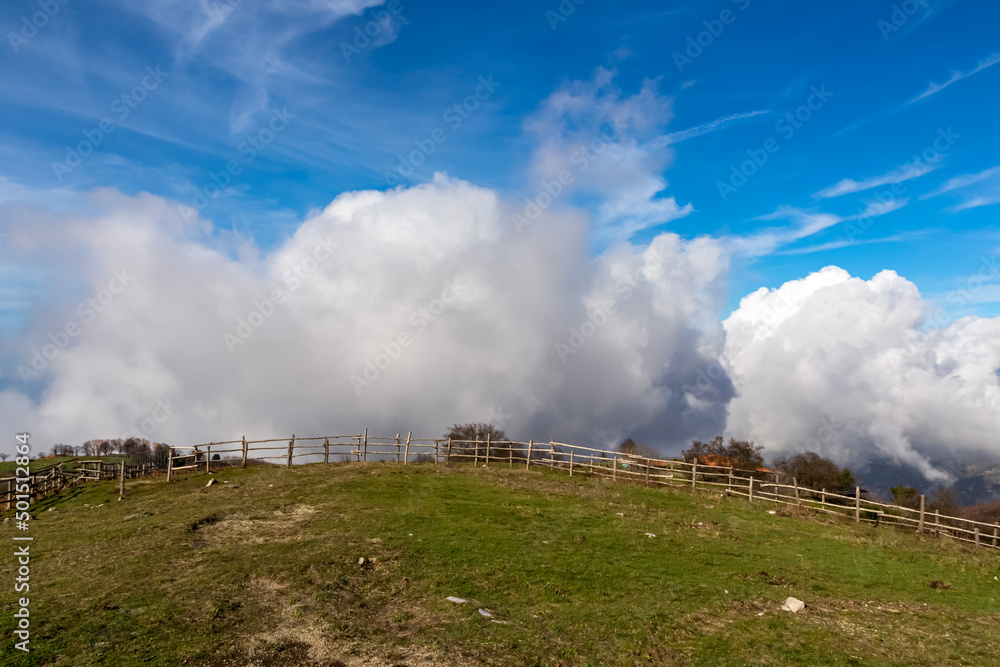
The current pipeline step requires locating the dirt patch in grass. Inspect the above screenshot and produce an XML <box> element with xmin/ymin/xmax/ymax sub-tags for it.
<box><xmin>196</xmin><ymin>505</ymin><xmax>322</xmax><ymax>546</ymax></box>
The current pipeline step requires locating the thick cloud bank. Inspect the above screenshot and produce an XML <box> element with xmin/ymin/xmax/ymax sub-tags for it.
<box><xmin>3</xmin><ymin>182</ymin><xmax>999</xmax><ymax>481</ymax></box>
<box><xmin>723</xmin><ymin>266</ymin><xmax>1000</xmax><ymax>481</ymax></box>
<box><xmin>0</xmin><ymin>176</ymin><xmax>730</xmax><ymax>452</ymax></box>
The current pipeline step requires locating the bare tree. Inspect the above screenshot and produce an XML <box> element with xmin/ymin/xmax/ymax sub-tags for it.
<box><xmin>0</xmin><ymin>453</ymin><xmax>9</xmax><ymax>463</ymax></box>
<box><xmin>444</xmin><ymin>423</ymin><xmax>509</xmax><ymax>462</ymax></box>
<box><xmin>772</xmin><ymin>452</ymin><xmax>842</xmax><ymax>491</ymax></box>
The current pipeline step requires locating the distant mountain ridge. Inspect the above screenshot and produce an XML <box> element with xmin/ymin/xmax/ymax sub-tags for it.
<box><xmin>857</xmin><ymin>456</ymin><xmax>1000</xmax><ymax>506</ymax></box>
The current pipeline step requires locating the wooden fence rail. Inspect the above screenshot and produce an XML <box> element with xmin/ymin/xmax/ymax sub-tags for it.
<box><xmin>5</xmin><ymin>430</ymin><xmax>996</xmax><ymax>552</ymax></box>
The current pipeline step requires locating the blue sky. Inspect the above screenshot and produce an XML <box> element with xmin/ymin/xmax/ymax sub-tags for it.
<box><xmin>2</xmin><ymin>0</ymin><xmax>998</xmax><ymax>322</ymax></box>
<box><xmin>2</xmin><ymin>1</ymin><xmax>1000</xmax><ymax>471</ymax></box>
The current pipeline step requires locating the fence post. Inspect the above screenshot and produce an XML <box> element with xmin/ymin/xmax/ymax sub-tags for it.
<box><xmin>509</xmin><ymin>442</ymin><xmax>513</xmax><ymax>469</ymax></box>
<box><xmin>727</xmin><ymin>468</ymin><xmax>732</xmax><ymax>492</ymax></box>
<box><xmin>167</xmin><ymin>447</ymin><xmax>173</xmax><ymax>482</ymax></box>
<box><xmin>855</xmin><ymin>486</ymin><xmax>860</xmax><ymax>523</ymax></box>
<box><xmin>974</xmin><ymin>526</ymin><xmax>980</xmax><ymax>548</ymax></box>
<box><xmin>404</xmin><ymin>432</ymin><xmax>411</xmax><ymax>464</ymax></box>
<box><xmin>749</xmin><ymin>477</ymin><xmax>753</xmax><ymax>503</ymax></box>
<box><xmin>526</xmin><ymin>440</ymin><xmax>533</xmax><ymax>469</ymax></box>
<box><xmin>474</xmin><ymin>436</ymin><xmax>480</xmax><ymax>466</ymax></box>
<box><xmin>207</xmin><ymin>444</ymin><xmax>212</xmax><ymax>473</ymax></box>
<box><xmin>794</xmin><ymin>478</ymin><xmax>800</xmax><ymax>506</ymax></box>
<box><xmin>287</xmin><ymin>435</ymin><xmax>295</xmax><ymax>469</ymax></box>
<box><xmin>324</xmin><ymin>438</ymin><xmax>329</xmax><ymax>465</ymax></box>
<box><xmin>447</xmin><ymin>437</ymin><xmax>452</xmax><ymax>465</ymax></box>
<box><xmin>934</xmin><ymin>510</ymin><xmax>940</xmax><ymax>534</ymax></box>
<box><xmin>821</xmin><ymin>489</ymin><xmax>826</xmax><ymax>510</ymax></box>
<box><xmin>363</xmin><ymin>428</ymin><xmax>368</xmax><ymax>462</ymax></box>
<box><xmin>691</xmin><ymin>458</ymin><xmax>698</xmax><ymax>491</ymax></box>
<box><xmin>485</xmin><ymin>433</ymin><xmax>491</xmax><ymax>468</ymax></box>
<box><xmin>241</xmin><ymin>436</ymin><xmax>248</xmax><ymax>468</ymax></box>
<box><xmin>993</xmin><ymin>523</ymin><xmax>998</xmax><ymax>547</ymax></box>
<box><xmin>612</xmin><ymin>456</ymin><xmax>617</xmax><ymax>482</ymax></box>
<box><xmin>119</xmin><ymin>461</ymin><xmax>126</xmax><ymax>499</ymax></box>
<box><xmin>644</xmin><ymin>460</ymin><xmax>650</xmax><ymax>487</ymax></box>
<box><xmin>918</xmin><ymin>494</ymin><xmax>926</xmax><ymax>534</ymax></box>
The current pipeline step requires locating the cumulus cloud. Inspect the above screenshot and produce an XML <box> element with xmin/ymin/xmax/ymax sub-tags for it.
<box><xmin>723</xmin><ymin>266</ymin><xmax>1000</xmax><ymax>482</ymax></box>
<box><xmin>0</xmin><ymin>175</ymin><xmax>731</xmax><ymax>454</ymax></box>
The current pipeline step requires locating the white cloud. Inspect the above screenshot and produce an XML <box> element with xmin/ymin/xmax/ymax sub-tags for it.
<box><xmin>814</xmin><ymin>161</ymin><xmax>937</xmax><ymax>199</ymax></box>
<box><xmin>0</xmin><ymin>177</ymin><xmax>731</xmax><ymax>454</ymax></box>
<box><xmin>723</xmin><ymin>266</ymin><xmax>1000</xmax><ymax>482</ymax></box>
<box><xmin>524</xmin><ymin>68</ymin><xmax>694</xmax><ymax>242</ymax></box>
<box><xmin>921</xmin><ymin>166</ymin><xmax>1000</xmax><ymax>212</ymax></box>
<box><xmin>921</xmin><ymin>166</ymin><xmax>1000</xmax><ymax>199</ymax></box>
<box><xmin>115</xmin><ymin>0</ymin><xmax>394</xmax><ymax>132</ymax></box>
<box><xmin>910</xmin><ymin>53</ymin><xmax>1000</xmax><ymax>104</ymax></box>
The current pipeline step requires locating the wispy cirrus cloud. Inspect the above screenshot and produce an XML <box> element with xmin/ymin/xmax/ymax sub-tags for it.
<box><xmin>921</xmin><ymin>166</ymin><xmax>1000</xmax><ymax>197</ymax></box>
<box><xmin>731</xmin><ymin>198</ymin><xmax>911</xmax><ymax>258</ymax></box>
<box><xmin>921</xmin><ymin>166</ymin><xmax>1000</xmax><ymax>211</ymax></box>
<box><xmin>653</xmin><ymin>109</ymin><xmax>769</xmax><ymax>146</ymax></box>
<box><xmin>813</xmin><ymin>161</ymin><xmax>937</xmax><ymax>199</ymax></box>
<box><xmin>775</xmin><ymin>230</ymin><xmax>928</xmax><ymax>256</ymax></box>
<box><xmin>909</xmin><ymin>53</ymin><xmax>1000</xmax><ymax>104</ymax></box>
<box><xmin>728</xmin><ymin>207</ymin><xmax>844</xmax><ymax>258</ymax></box>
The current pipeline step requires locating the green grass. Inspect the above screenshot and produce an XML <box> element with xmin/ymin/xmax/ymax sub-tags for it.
<box><xmin>2</xmin><ymin>463</ymin><xmax>998</xmax><ymax>666</ymax></box>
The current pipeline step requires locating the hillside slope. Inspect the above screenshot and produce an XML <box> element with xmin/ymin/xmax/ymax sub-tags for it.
<box><xmin>2</xmin><ymin>463</ymin><xmax>999</xmax><ymax>666</ymax></box>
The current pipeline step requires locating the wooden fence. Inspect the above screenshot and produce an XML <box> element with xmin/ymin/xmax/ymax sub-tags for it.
<box><xmin>156</xmin><ymin>430</ymin><xmax>1000</xmax><ymax>551</ymax></box>
<box><xmin>4</xmin><ymin>431</ymin><xmax>996</xmax><ymax>551</ymax></box>
<box><xmin>0</xmin><ymin>452</ymin><xmax>168</xmax><ymax>510</ymax></box>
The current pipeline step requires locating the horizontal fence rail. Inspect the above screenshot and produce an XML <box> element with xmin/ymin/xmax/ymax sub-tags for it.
<box><xmin>0</xmin><ymin>450</ymin><xmax>170</xmax><ymax>510</ymax></box>
<box><xmin>5</xmin><ymin>430</ymin><xmax>997</xmax><ymax>551</ymax></box>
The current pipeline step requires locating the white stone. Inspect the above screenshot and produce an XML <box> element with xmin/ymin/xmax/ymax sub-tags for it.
<box><xmin>781</xmin><ymin>597</ymin><xmax>806</xmax><ymax>613</ymax></box>
<box><xmin>446</xmin><ymin>596</ymin><xmax>467</xmax><ymax>604</ymax></box>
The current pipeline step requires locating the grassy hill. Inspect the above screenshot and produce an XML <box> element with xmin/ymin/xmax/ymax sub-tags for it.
<box><xmin>2</xmin><ymin>463</ymin><xmax>999</xmax><ymax>666</ymax></box>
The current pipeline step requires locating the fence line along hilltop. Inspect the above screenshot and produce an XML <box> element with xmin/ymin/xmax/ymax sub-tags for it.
<box><xmin>4</xmin><ymin>430</ymin><xmax>998</xmax><ymax>551</ymax></box>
